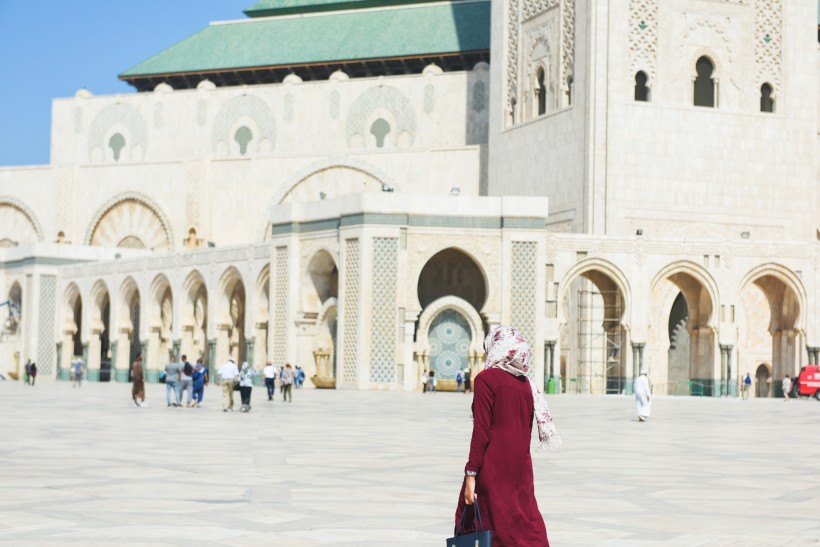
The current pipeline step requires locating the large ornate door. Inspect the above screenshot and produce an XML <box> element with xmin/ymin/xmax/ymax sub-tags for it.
<box><xmin>429</xmin><ymin>310</ymin><xmax>471</xmax><ymax>381</ymax></box>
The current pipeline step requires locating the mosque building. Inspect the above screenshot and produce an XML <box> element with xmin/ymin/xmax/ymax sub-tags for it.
<box><xmin>0</xmin><ymin>0</ymin><xmax>817</xmax><ymax>398</ymax></box>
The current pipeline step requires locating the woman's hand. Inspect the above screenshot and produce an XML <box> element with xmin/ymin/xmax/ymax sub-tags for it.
<box><xmin>464</xmin><ymin>475</ymin><xmax>476</xmax><ymax>505</ymax></box>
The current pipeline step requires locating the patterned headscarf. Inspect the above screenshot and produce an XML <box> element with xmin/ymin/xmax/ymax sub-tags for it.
<box><xmin>483</xmin><ymin>326</ymin><xmax>562</xmax><ymax>451</ymax></box>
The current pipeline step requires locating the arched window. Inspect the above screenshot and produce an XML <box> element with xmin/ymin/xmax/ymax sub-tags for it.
<box><xmin>370</xmin><ymin>118</ymin><xmax>391</xmax><ymax>148</ymax></box>
<box><xmin>694</xmin><ymin>57</ymin><xmax>716</xmax><ymax>108</ymax></box>
<box><xmin>234</xmin><ymin>126</ymin><xmax>253</xmax><ymax>156</ymax></box>
<box><xmin>565</xmin><ymin>76</ymin><xmax>573</xmax><ymax>106</ymax></box>
<box><xmin>536</xmin><ymin>68</ymin><xmax>546</xmax><ymax>116</ymax></box>
<box><xmin>760</xmin><ymin>83</ymin><xmax>774</xmax><ymax>113</ymax></box>
<box><xmin>108</xmin><ymin>133</ymin><xmax>126</xmax><ymax>161</ymax></box>
<box><xmin>634</xmin><ymin>71</ymin><xmax>650</xmax><ymax>102</ymax></box>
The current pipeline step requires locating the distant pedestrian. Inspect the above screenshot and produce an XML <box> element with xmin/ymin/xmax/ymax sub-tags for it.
<box><xmin>429</xmin><ymin>370</ymin><xmax>436</xmax><ymax>393</ymax></box>
<box><xmin>782</xmin><ymin>375</ymin><xmax>792</xmax><ymax>402</ymax></box>
<box><xmin>24</xmin><ymin>359</ymin><xmax>31</xmax><ymax>385</ymax></box>
<box><xmin>131</xmin><ymin>353</ymin><xmax>146</xmax><ymax>407</ymax></box>
<box><xmin>218</xmin><ymin>359</ymin><xmax>239</xmax><ymax>412</ymax></box>
<box><xmin>456</xmin><ymin>370</ymin><xmax>463</xmax><ymax>393</ymax></box>
<box><xmin>263</xmin><ymin>362</ymin><xmax>276</xmax><ymax>401</ymax></box>
<box><xmin>165</xmin><ymin>356</ymin><xmax>182</xmax><ymax>407</ymax></box>
<box><xmin>192</xmin><ymin>359</ymin><xmax>208</xmax><ymax>406</ymax></box>
<box><xmin>279</xmin><ymin>367</ymin><xmax>285</xmax><ymax>394</ymax></box>
<box><xmin>238</xmin><ymin>362</ymin><xmax>259</xmax><ymax>412</ymax></box>
<box><xmin>179</xmin><ymin>355</ymin><xmax>194</xmax><ymax>407</ymax></box>
<box><xmin>742</xmin><ymin>372</ymin><xmax>752</xmax><ymax>400</ymax></box>
<box><xmin>282</xmin><ymin>363</ymin><xmax>294</xmax><ymax>402</ymax></box>
<box><xmin>29</xmin><ymin>362</ymin><xmax>37</xmax><ymax>386</ymax></box>
<box><xmin>72</xmin><ymin>358</ymin><xmax>84</xmax><ymax>388</ymax></box>
<box><xmin>634</xmin><ymin>368</ymin><xmax>651</xmax><ymax>421</ymax></box>
<box><xmin>421</xmin><ymin>371</ymin><xmax>428</xmax><ymax>393</ymax></box>
<box><xmin>463</xmin><ymin>368</ymin><xmax>472</xmax><ymax>394</ymax></box>
<box><xmin>296</xmin><ymin>366</ymin><xmax>305</xmax><ymax>388</ymax></box>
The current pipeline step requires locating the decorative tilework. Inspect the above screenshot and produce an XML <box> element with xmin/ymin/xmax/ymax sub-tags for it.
<box><xmin>212</xmin><ymin>94</ymin><xmax>276</xmax><ymax>153</ymax></box>
<box><xmin>36</xmin><ymin>275</ymin><xmax>57</xmax><ymax>376</ymax></box>
<box><xmin>429</xmin><ymin>310</ymin><xmax>471</xmax><ymax>380</ymax></box>
<box><xmin>88</xmin><ymin>103</ymin><xmax>148</xmax><ymax>161</ymax></box>
<box><xmin>272</xmin><ymin>246</ymin><xmax>288</xmax><ymax>365</ymax></box>
<box><xmin>370</xmin><ymin>238</ymin><xmax>398</xmax><ymax>383</ymax></box>
<box><xmin>342</xmin><ymin>239</ymin><xmax>359</xmax><ymax>385</ymax></box>
<box><xmin>561</xmin><ymin>0</ymin><xmax>575</xmax><ymax>90</ymax></box>
<box><xmin>346</xmin><ymin>86</ymin><xmax>415</xmax><ymax>147</ymax></box>
<box><xmin>629</xmin><ymin>0</ymin><xmax>658</xmax><ymax>82</ymax></box>
<box><xmin>511</xmin><ymin>241</ymin><xmax>537</xmax><ymax>366</ymax></box>
<box><xmin>472</xmin><ymin>81</ymin><xmax>487</xmax><ymax>113</ymax></box>
<box><xmin>755</xmin><ymin>0</ymin><xmax>782</xmax><ymax>93</ymax></box>
<box><xmin>506</xmin><ymin>0</ymin><xmax>520</xmax><ymax>114</ymax></box>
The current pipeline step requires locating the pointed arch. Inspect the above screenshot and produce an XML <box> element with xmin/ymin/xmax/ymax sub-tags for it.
<box><xmin>84</xmin><ymin>192</ymin><xmax>175</xmax><ymax>251</ymax></box>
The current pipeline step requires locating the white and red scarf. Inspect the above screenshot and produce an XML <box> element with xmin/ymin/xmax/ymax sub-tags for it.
<box><xmin>483</xmin><ymin>326</ymin><xmax>562</xmax><ymax>451</ymax></box>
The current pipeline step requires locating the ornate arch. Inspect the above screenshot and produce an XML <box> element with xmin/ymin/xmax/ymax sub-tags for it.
<box><xmin>415</xmin><ymin>296</ymin><xmax>485</xmax><ymax>355</ymax></box>
<box><xmin>557</xmin><ymin>258</ymin><xmax>633</xmax><ymax>328</ymax></box>
<box><xmin>650</xmin><ymin>260</ymin><xmax>720</xmax><ymax>328</ymax></box>
<box><xmin>346</xmin><ymin>85</ymin><xmax>415</xmax><ymax>148</ymax></box>
<box><xmin>212</xmin><ymin>94</ymin><xmax>276</xmax><ymax>155</ymax></box>
<box><xmin>0</xmin><ymin>197</ymin><xmax>45</xmax><ymax>243</ymax></box>
<box><xmin>738</xmin><ymin>263</ymin><xmax>807</xmax><ymax>332</ymax></box>
<box><xmin>88</xmin><ymin>103</ymin><xmax>148</xmax><ymax>161</ymax></box>
<box><xmin>255</xmin><ymin>263</ymin><xmax>270</xmax><ymax>323</ymax></box>
<box><xmin>412</xmin><ymin>245</ymin><xmax>491</xmax><ymax>314</ymax></box>
<box><xmin>84</xmin><ymin>192</ymin><xmax>174</xmax><ymax>251</ymax></box>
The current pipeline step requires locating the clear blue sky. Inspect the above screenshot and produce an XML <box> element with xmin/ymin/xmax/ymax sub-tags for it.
<box><xmin>0</xmin><ymin>0</ymin><xmax>250</xmax><ymax>166</ymax></box>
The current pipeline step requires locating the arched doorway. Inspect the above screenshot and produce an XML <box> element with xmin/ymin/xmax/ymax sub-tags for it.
<box><xmin>149</xmin><ymin>275</ymin><xmax>173</xmax><ymax>371</ymax></box>
<box><xmin>649</xmin><ymin>264</ymin><xmax>717</xmax><ymax>396</ymax></box>
<box><xmin>89</xmin><ymin>281</ymin><xmax>111</xmax><ymax>382</ymax></box>
<box><xmin>416</xmin><ymin>248</ymin><xmax>487</xmax><ymax>391</ymax></box>
<box><xmin>739</xmin><ymin>267</ymin><xmax>804</xmax><ymax>398</ymax></box>
<box><xmin>182</xmin><ymin>271</ymin><xmax>208</xmax><ymax>366</ymax></box>
<box><xmin>217</xmin><ymin>268</ymin><xmax>246</xmax><ymax>366</ymax></box>
<box><xmin>2</xmin><ymin>281</ymin><xmax>23</xmax><ymax>379</ymax></box>
<box><xmin>118</xmin><ymin>278</ymin><xmax>142</xmax><ymax>382</ymax></box>
<box><xmin>254</xmin><ymin>265</ymin><xmax>270</xmax><ymax>368</ymax></box>
<box><xmin>755</xmin><ymin>363</ymin><xmax>771</xmax><ymax>398</ymax></box>
<box><xmin>559</xmin><ymin>263</ymin><xmax>628</xmax><ymax>395</ymax></box>
<box><xmin>428</xmin><ymin>309</ymin><xmax>472</xmax><ymax>384</ymax></box>
<box><xmin>304</xmin><ymin>251</ymin><xmax>338</xmax><ymax>387</ymax></box>
<box><xmin>60</xmin><ymin>283</ymin><xmax>83</xmax><ymax>382</ymax></box>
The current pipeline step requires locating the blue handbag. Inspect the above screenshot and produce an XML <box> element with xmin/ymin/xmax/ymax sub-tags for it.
<box><xmin>446</xmin><ymin>499</ymin><xmax>492</xmax><ymax>546</ymax></box>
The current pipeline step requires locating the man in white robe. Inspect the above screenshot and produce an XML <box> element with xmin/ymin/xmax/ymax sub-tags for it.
<box><xmin>634</xmin><ymin>369</ymin><xmax>651</xmax><ymax>421</ymax></box>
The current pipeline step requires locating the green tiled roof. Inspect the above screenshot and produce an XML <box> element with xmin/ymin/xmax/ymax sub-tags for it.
<box><xmin>244</xmin><ymin>0</ymin><xmax>439</xmax><ymax>17</ymax></box>
<box><xmin>120</xmin><ymin>1</ymin><xmax>489</xmax><ymax>78</ymax></box>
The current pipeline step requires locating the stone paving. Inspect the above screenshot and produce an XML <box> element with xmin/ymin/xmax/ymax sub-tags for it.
<box><xmin>1</xmin><ymin>380</ymin><xmax>819</xmax><ymax>546</ymax></box>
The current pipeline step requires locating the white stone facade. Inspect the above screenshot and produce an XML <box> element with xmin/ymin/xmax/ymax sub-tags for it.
<box><xmin>1</xmin><ymin>0</ymin><xmax>818</xmax><ymax>398</ymax></box>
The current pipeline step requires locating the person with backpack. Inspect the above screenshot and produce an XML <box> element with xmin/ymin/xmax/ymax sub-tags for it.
<box><xmin>179</xmin><ymin>354</ymin><xmax>194</xmax><ymax>407</ymax></box>
<box><xmin>29</xmin><ymin>362</ymin><xmax>37</xmax><ymax>386</ymax></box>
<box><xmin>742</xmin><ymin>372</ymin><xmax>752</xmax><ymax>400</ymax></box>
<box><xmin>192</xmin><ymin>358</ymin><xmax>208</xmax><ymax>407</ymax></box>
<box><xmin>456</xmin><ymin>370</ymin><xmax>464</xmax><ymax>393</ymax></box>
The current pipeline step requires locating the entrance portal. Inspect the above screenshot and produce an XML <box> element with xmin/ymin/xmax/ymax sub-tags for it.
<box><xmin>428</xmin><ymin>309</ymin><xmax>471</xmax><ymax>391</ymax></box>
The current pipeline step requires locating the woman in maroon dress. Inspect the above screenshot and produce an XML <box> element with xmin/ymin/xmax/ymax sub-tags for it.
<box><xmin>455</xmin><ymin>326</ymin><xmax>561</xmax><ymax>546</ymax></box>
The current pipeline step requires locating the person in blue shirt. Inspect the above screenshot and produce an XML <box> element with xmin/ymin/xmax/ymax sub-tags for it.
<box><xmin>192</xmin><ymin>358</ymin><xmax>209</xmax><ymax>407</ymax></box>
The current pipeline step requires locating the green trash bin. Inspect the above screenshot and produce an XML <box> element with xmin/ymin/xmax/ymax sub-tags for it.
<box><xmin>547</xmin><ymin>378</ymin><xmax>556</xmax><ymax>394</ymax></box>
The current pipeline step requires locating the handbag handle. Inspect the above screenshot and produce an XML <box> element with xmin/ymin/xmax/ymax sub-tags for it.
<box><xmin>455</xmin><ymin>498</ymin><xmax>486</xmax><ymax>536</ymax></box>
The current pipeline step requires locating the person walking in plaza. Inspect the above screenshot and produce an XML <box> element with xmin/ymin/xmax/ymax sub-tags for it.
<box><xmin>238</xmin><ymin>362</ymin><xmax>259</xmax><ymax>412</ymax></box>
<box><xmin>178</xmin><ymin>355</ymin><xmax>194</xmax><ymax>407</ymax></box>
<box><xmin>782</xmin><ymin>374</ymin><xmax>792</xmax><ymax>402</ymax></box>
<box><xmin>429</xmin><ymin>369</ymin><xmax>436</xmax><ymax>393</ymax></box>
<box><xmin>742</xmin><ymin>372</ymin><xmax>752</xmax><ymax>400</ymax></box>
<box><xmin>421</xmin><ymin>371</ymin><xmax>428</xmax><ymax>393</ymax></box>
<box><xmin>72</xmin><ymin>358</ymin><xmax>84</xmax><ymax>388</ymax></box>
<box><xmin>263</xmin><ymin>362</ymin><xmax>276</xmax><ymax>401</ymax></box>
<box><xmin>282</xmin><ymin>363</ymin><xmax>294</xmax><ymax>402</ymax></box>
<box><xmin>131</xmin><ymin>353</ymin><xmax>146</xmax><ymax>407</ymax></box>
<box><xmin>28</xmin><ymin>362</ymin><xmax>37</xmax><ymax>386</ymax></box>
<box><xmin>24</xmin><ymin>359</ymin><xmax>31</xmax><ymax>386</ymax></box>
<box><xmin>634</xmin><ymin>368</ymin><xmax>652</xmax><ymax>421</ymax></box>
<box><xmin>464</xmin><ymin>368</ymin><xmax>472</xmax><ymax>394</ymax></box>
<box><xmin>296</xmin><ymin>365</ymin><xmax>305</xmax><ymax>388</ymax></box>
<box><xmin>456</xmin><ymin>369</ymin><xmax>464</xmax><ymax>393</ymax></box>
<box><xmin>456</xmin><ymin>326</ymin><xmax>560</xmax><ymax>546</ymax></box>
<box><xmin>192</xmin><ymin>358</ymin><xmax>208</xmax><ymax>407</ymax></box>
<box><xmin>218</xmin><ymin>358</ymin><xmax>239</xmax><ymax>412</ymax></box>
<box><xmin>165</xmin><ymin>356</ymin><xmax>182</xmax><ymax>407</ymax></box>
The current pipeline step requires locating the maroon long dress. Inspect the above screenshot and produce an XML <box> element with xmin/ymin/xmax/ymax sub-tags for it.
<box><xmin>455</xmin><ymin>367</ymin><xmax>549</xmax><ymax>546</ymax></box>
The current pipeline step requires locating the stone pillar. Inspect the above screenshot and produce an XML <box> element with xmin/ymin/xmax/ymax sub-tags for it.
<box><xmin>114</xmin><ymin>329</ymin><xmax>131</xmax><ymax>382</ymax></box>
<box><xmin>87</xmin><ymin>332</ymin><xmax>101</xmax><ymax>381</ymax></box>
<box><xmin>215</xmin><ymin>325</ymin><xmax>231</xmax><ymax>372</ymax></box>
<box><xmin>109</xmin><ymin>341</ymin><xmax>120</xmax><ymax>382</ymax></box>
<box><xmin>726</xmin><ymin>345</ymin><xmax>736</xmax><ymax>397</ymax></box>
<box><xmin>55</xmin><ymin>342</ymin><xmax>64</xmax><ymax>380</ymax></box>
<box><xmin>245</xmin><ymin>338</ymin><xmax>255</xmax><ymax>367</ymax></box>
<box><xmin>809</xmin><ymin>347</ymin><xmax>820</xmax><ymax>365</ymax></box>
<box><xmin>719</xmin><ymin>345</ymin><xmax>728</xmax><ymax>397</ymax></box>
<box><xmin>172</xmin><ymin>339</ymin><xmax>181</xmax><ymax>361</ymax></box>
<box><xmin>254</xmin><ymin>324</ymin><xmax>268</xmax><ymax>368</ymax></box>
<box><xmin>82</xmin><ymin>343</ymin><xmax>95</xmax><ymax>381</ymax></box>
<box><xmin>207</xmin><ymin>339</ymin><xmax>216</xmax><ymax>369</ymax></box>
<box><xmin>631</xmin><ymin>342</ymin><xmax>644</xmax><ymax>395</ymax></box>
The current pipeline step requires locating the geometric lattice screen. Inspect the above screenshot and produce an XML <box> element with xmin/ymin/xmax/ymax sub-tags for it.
<box><xmin>369</xmin><ymin>237</ymin><xmax>398</xmax><ymax>383</ymax></box>
<box><xmin>341</xmin><ymin>238</ymin><xmax>360</xmax><ymax>385</ymax></box>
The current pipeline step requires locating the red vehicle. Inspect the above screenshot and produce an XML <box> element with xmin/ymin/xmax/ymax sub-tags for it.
<box><xmin>795</xmin><ymin>365</ymin><xmax>820</xmax><ymax>400</ymax></box>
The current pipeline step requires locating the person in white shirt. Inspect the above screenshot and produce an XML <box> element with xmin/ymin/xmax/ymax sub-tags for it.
<box><xmin>782</xmin><ymin>375</ymin><xmax>792</xmax><ymax>402</ymax></box>
<box><xmin>217</xmin><ymin>359</ymin><xmax>239</xmax><ymax>412</ymax></box>
<box><xmin>263</xmin><ymin>362</ymin><xmax>277</xmax><ymax>401</ymax></box>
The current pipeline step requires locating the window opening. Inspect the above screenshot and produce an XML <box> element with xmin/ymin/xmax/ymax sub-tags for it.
<box><xmin>234</xmin><ymin>126</ymin><xmax>253</xmax><ymax>156</ymax></box>
<box><xmin>370</xmin><ymin>118</ymin><xmax>391</xmax><ymax>148</ymax></box>
<box><xmin>108</xmin><ymin>133</ymin><xmax>126</xmax><ymax>161</ymax></box>
<box><xmin>537</xmin><ymin>68</ymin><xmax>546</xmax><ymax>116</ymax></box>
<box><xmin>760</xmin><ymin>83</ymin><xmax>774</xmax><ymax>113</ymax></box>
<box><xmin>634</xmin><ymin>71</ymin><xmax>649</xmax><ymax>102</ymax></box>
<box><xmin>694</xmin><ymin>57</ymin><xmax>716</xmax><ymax>107</ymax></box>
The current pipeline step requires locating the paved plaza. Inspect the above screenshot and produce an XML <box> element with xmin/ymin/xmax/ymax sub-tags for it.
<box><xmin>1</xmin><ymin>381</ymin><xmax>819</xmax><ymax>546</ymax></box>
